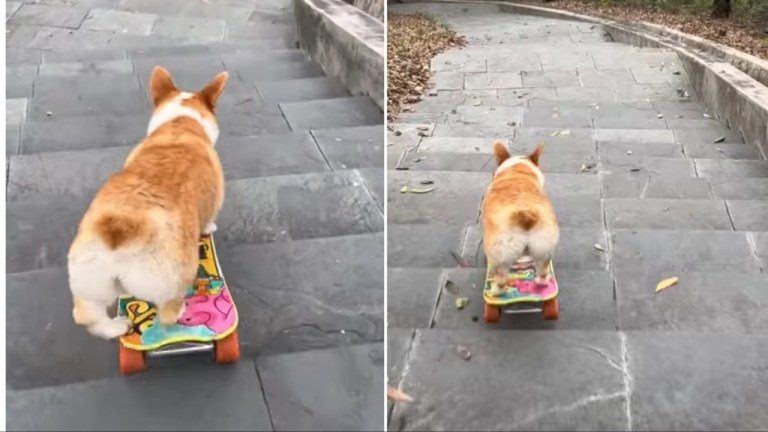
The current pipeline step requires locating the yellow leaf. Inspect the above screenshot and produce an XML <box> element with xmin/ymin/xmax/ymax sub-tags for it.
<box><xmin>400</xmin><ymin>185</ymin><xmax>408</xmax><ymax>193</ymax></box>
<box><xmin>455</xmin><ymin>297</ymin><xmax>469</xmax><ymax>309</ymax></box>
<box><xmin>655</xmin><ymin>277</ymin><xmax>679</xmax><ymax>293</ymax></box>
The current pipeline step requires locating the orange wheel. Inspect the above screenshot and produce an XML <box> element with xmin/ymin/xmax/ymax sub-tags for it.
<box><xmin>119</xmin><ymin>344</ymin><xmax>146</xmax><ymax>375</ymax></box>
<box><xmin>484</xmin><ymin>303</ymin><xmax>501</xmax><ymax>323</ymax></box>
<box><xmin>215</xmin><ymin>330</ymin><xmax>240</xmax><ymax>364</ymax></box>
<box><xmin>543</xmin><ymin>297</ymin><xmax>559</xmax><ymax>320</ymax></box>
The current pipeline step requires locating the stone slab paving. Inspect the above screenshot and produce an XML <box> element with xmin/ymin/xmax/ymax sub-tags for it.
<box><xmin>387</xmin><ymin>3</ymin><xmax>768</xmax><ymax>431</ymax></box>
<box><xmin>6</xmin><ymin>0</ymin><xmax>384</xmax><ymax>430</ymax></box>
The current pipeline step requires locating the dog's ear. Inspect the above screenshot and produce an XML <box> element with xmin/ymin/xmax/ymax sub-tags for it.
<box><xmin>528</xmin><ymin>143</ymin><xmax>544</xmax><ymax>166</ymax></box>
<box><xmin>199</xmin><ymin>71</ymin><xmax>229</xmax><ymax>112</ymax></box>
<box><xmin>149</xmin><ymin>66</ymin><xmax>178</xmax><ymax>107</ymax></box>
<box><xmin>493</xmin><ymin>142</ymin><xmax>511</xmax><ymax>166</ymax></box>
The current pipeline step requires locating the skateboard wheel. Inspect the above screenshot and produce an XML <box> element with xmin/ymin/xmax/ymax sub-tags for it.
<box><xmin>215</xmin><ymin>330</ymin><xmax>240</xmax><ymax>364</ymax></box>
<box><xmin>119</xmin><ymin>344</ymin><xmax>147</xmax><ymax>375</ymax></box>
<box><xmin>543</xmin><ymin>297</ymin><xmax>559</xmax><ymax>320</ymax></box>
<box><xmin>483</xmin><ymin>303</ymin><xmax>501</xmax><ymax>323</ymax></box>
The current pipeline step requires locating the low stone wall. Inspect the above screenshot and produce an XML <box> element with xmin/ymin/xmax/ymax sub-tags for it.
<box><xmin>294</xmin><ymin>0</ymin><xmax>386</xmax><ymax>110</ymax></box>
<box><xmin>354</xmin><ymin>0</ymin><xmax>384</xmax><ymax>21</ymax></box>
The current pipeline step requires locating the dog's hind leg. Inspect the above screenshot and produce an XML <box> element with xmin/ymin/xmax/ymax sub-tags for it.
<box><xmin>70</xmin><ymin>261</ymin><xmax>131</xmax><ymax>339</ymax></box>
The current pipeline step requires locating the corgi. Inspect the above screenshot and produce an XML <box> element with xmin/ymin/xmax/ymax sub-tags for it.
<box><xmin>67</xmin><ymin>66</ymin><xmax>228</xmax><ymax>339</ymax></box>
<box><xmin>482</xmin><ymin>142</ymin><xmax>559</xmax><ymax>296</ymax></box>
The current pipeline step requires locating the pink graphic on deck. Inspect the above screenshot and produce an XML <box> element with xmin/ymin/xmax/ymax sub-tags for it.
<box><xmin>179</xmin><ymin>288</ymin><xmax>235</xmax><ymax>333</ymax></box>
<box><xmin>514</xmin><ymin>278</ymin><xmax>557</xmax><ymax>298</ymax></box>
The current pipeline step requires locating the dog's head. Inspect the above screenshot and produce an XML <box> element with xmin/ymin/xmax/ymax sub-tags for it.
<box><xmin>146</xmin><ymin>66</ymin><xmax>229</xmax><ymax>145</ymax></box>
<box><xmin>491</xmin><ymin>141</ymin><xmax>545</xmax><ymax>186</ymax></box>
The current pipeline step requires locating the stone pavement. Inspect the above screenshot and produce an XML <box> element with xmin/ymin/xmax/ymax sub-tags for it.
<box><xmin>387</xmin><ymin>3</ymin><xmax>768</xmax><ymax>431</ymax></box>
<box><xmin>6</xmin><ymin>0</ymin><xmax>384</xmax><ymax>430</ymax></box>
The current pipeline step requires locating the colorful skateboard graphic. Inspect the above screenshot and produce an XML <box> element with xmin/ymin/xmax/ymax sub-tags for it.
<box><xmin>116</xmin><ymin>234</ymin><xmax>240</xmax><ymax>374</ymax></box>
<box><xmin>482</xmin><ymin>259</ymin><xmax>559</xmax><ymax>322</ymax></box>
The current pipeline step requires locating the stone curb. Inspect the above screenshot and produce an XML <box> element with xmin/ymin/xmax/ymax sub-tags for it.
<box><xmin>389</xmin><ymin>0</ymin><xmax>768</xmax><ymax>159</ymax></box>
<box><xmin>294</xmin><ymin>0</ymin><xmax>385</xmax><ymax>111</ymax></box>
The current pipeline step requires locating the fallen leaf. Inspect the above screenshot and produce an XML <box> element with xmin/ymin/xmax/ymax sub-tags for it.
<box><xmin>420</xmin><ymin>180</ymin><xmax>435</xmax><ymax>185</ymax></box>
<box><xmin>552</xmin><ymin>112</ymin><xmax>560</xmax><ymax>118</ymax></box>
<box><xmin>703</xmin><ymin>113</ymin><xmax>712</xmax><ymax>118</ymax></box>
<box><xmin>656</xmin><ymin>276</ymin><xmax>679</xmax><ymax>293</ymax></box>
<box><xmin>409</xmin><ymin>187</ymin><xmax>437</xmax><ymax>194</ymax></box>
<box><xmin>714</xmin><ymin>137</ymin><xmax>726</xmax><ymax>143</ymax></box>
<box><xmin>594</xmin><ymin>243</ymin><xmax>606</xmax><ymax>251</ymax></box>
<box><xmin>46</xmin><ymin>111</ymin><xmax>54</xmax><ymax>116</ymax></box>
<box><xmin>387</xmin><ymin>385</ymin><xmax>414</xmax><ymax>402</ymax></box>
<box><xmin>400</xmin><ymin>185</ymin><xmax>408</xmax><ymax>193</ymax></box>
<box><xmin>456</xmin><ymin>344</ymin><xmax>472</xmax><ymax>360</ymax></box>
<box><xmin>473</xmin><ymin>99</ymin><xmax>482</xmax><ymax>106</ymax></box>
<box><xmin>449</xmin><ymin>250</ymin><xmax>469</xmax><ymax>267</ymax></box>
<box><xmin>444</xmin><ymin>279</ymin><xmax>460</xmax><ymax>295</ymax></box>
<box><xmin>627</xmin><ymin>150</ymin><xmax>633</xmax><ymax>155</ymax></box>
<box><xmin>550</xmin><ymin>131</ymin><xmax>560</xmax><ymax>137</ymax></box>
<box><xmin>673</xmin><ymin>71</ymin><xmax>681</xmax><ymax>75</ymax></box>
<box><xmin>561</xmin><ymin>130</ymin><xmax>571</xmax><ymax>136</ymax></box>
<box><xmin>413</xmin><ymin>156</ymin><xmax>426</xmax><ymax>163</ymax></box>
<box><xmin>455</xmin><ymin>297</ymin><xmax>469</xmax><ymax>309</ymax></box>
<box><xmin>416</xmin><ymin>126</ymin><xmax>429</xmax><ymax>131</ymax></box>
<box><xmin>657</xmin><ymin>113</ymin><xmax>664</xmax><ymax>119</ymax></box>
<box><xmin>630</xmin><ymin>168</ymin><xmax>642</xmax><ymax>172</ymax></box>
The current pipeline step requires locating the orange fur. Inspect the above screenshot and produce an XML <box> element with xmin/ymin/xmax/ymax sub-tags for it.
<box><xmin>482</xmin><ymin>142</ymin><xmax>559</xmax><ymax>292</ymax></box>
<box><xmin>67</xmin><ymin>67</ymin><xmax>229</xmax><ymax>339</ymax></box>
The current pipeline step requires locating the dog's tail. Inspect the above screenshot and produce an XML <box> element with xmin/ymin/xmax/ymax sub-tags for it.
<box><xmin>94</xmin><ymin>213</ymin><xmax>146</xmax><ymax>250</ymax></box>
<box><xmin>511</xmin><ymin>209</ymin><xmax>539</xmax><ymax>231</ymax></box>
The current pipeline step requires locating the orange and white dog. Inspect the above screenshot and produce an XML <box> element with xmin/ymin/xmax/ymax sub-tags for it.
<box><xmin>482</xmin><ymin>142</ymin><xmax>559</xmax><ymax>296</ymax></box>
<box><xmin>67</xmin><ymin>67</ymin><xmax>228</xmax><ymax>339</ymax></box>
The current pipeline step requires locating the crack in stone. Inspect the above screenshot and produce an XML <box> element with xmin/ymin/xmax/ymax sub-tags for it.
<box><xmin>279</xmin><ymin>322</ymin><xmax>367</xmax><ymax>340</ymax></box>
<box><xmin>619</xmin><ymin>332</ymin><xmax>634</xmax><ymax>431</ymax></box>
<box><xmin>510</xmin><ymin>391</ymin><xmax>625</xmax><ymax>429</ymax></box>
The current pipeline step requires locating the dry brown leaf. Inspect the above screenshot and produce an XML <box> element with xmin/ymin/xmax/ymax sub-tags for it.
<box><xmin>387</xmin><ymin>385</ymin><xmax>414</xmax><ymax>402</ymax></box>
<box><xmin>456</xmin><ymin>344</ymin><xmax>472</xmax><ymax>361</ymax></box>
<box><xmin>656</xmin><ymin>276</ymin><xmax>679</xmax><ymax>293</ymax></box>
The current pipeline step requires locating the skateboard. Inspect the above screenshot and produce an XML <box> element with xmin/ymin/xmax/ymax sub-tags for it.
<box><xmin>482</xmin><ymin>258</ymin><xmax>559</xmax><ymax>322</ymax></box>
<box><xmin>116</xmin><ymin>234</ymin><xmax>240</xmax><ymax>375</ymax></box>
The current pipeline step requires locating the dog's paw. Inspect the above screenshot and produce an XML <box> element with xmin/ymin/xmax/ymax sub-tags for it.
<box><xmin>203</xmin><ymin>222</ymin><xmax>217</xmax><ymax>235</ymax></box>
<box><xmin>90</xmin><ymin>317</ymin><xmax>131</xmax><ymax>340</ymax></box>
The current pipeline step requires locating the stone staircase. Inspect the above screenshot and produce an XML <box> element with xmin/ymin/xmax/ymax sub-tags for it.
<box><xmin>6</xmin><ymin>0</ymin><xmax>384</xmax><ymax>430</ymax></box>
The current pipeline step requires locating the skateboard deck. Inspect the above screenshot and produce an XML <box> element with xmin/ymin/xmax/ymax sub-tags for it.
<box><xmin>117</xmin><ymin>234</ymin><xmax>238</xmax><ymax>352</ymax></box>
<box><xmin>482</xmin><ymin>259</ymin><xmax>559</xmax><ymax>322</ymax></box>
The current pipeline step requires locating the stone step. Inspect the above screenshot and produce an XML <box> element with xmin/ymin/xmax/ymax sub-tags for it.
<box><xmin>255</xmin><ymin>77</ymin><xmax>349</xmax><ymax>104</ymax></box>
<box><xmin>6</xmin><ymin>169</ymin><xmax>384</xmax><ymax>274</ymax></box>
<box><xmin>280</xmin><ymin>96</ymin><xmax>384</xmax><ymax>131</ymax></box>
<box><xmin>8</xmin><ymin>127</ymin><xmax>384</xmax><ymax>200</ymax></box>
<box><xmin>7</xmin><ymin>231</ymin><xmax>383</xmax><ymax>391</ymax></box>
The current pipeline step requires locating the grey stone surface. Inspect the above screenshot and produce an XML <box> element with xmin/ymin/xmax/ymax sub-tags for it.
<box><xmin>311</xmin><ymin>125</ymin><xmax>384</xmax><ymax>170</ymax></box>
<box><xmin>29</xmin><ymin>74</ymin><xmax>149</xmax><ymax>119</ymax></box>
<box><xmin>217</xmin><ymin>233</ymin><xmax>384</xmax><ymax>354</ymax></box>
<box><xmin>81</xmin><ymin>8</ymin><xmax>157</xmax><ymax>34</ymax></box>
<box><xmin>387</xmin><ymin>4</ymin><xmax>768</xmax><ymax>430</ymax></box>
<box><xmin>616</xmin><ymin>270</ymin><xmax>768</xmax><ymax>331</ymax></box>
<box><xmin>216</xmin><ymin>171</ymin><xmax>383</xmax><ymax>245</ymax></box>
<box><xmin>611</xmin><ymin>229</ymin><xmax>760</xmax><ymax>273</ymax></box>
<box><xmin>629</xmin><ymin>332</ymin><xmax>768</xmax><ymax>431</ymax></box>
<box><xmin>387</xmin><ymin>224</ymin><xmax>465</xmax><ymax>268</ymax></box>
<box><xmin>604</xmin><ymin>198</ymin><xmax>732</xmax><ymax>230</ymax></box>
<box><xmin>256</xmin><ymin>77</ymin><xmax>350</xmax><ymax>103</ymax></box>
<box><xmin>281</xmin><ymin>97</ymin><xmax>383</xmax><ymax>131</ymax></box>
<box><xmin>8</xmin><ymin>361</ymin><xmax>273</xmax><ymax>431</ymax></box>
<box><xmin>6</xmin><ymin>0</ymin><xmax>384</xmax><ymax>429</ymax></box>
<box><xmin>28</xmin><ymin>26</ymin><xmax>113</xmax><ymax>51</ymax></box>
<box><xmin>10</xmin><ymin>4</ymin><xmax>88</xmax><ymax>28</ymax></box>
<box><xmin>152</xmin><ymin>15</ymin><xmax>226</xmax><ymax>43</ymax></box>
<box><xmin>257</xmin><ymin>344</ymin><xmax>385</xmax><ymax>431</ymax></box>
<box><xmin>387</xmin><ymin>268</ymin><xmax>443</xmax><ymax>329</ymax></box>
<box><xmin>390</xmin><ymin>329</ymin><xmax>627</xmax><ymax>431</ymax></box>
<box><xmin>20</xmin><ymin>114</ymin><xmax>147</xmax><ymax>154</ymax></box>
<box><xmin>726</xmin><ymin>200</ymin><xmax>768</xmax><ymax>231</ymax></box>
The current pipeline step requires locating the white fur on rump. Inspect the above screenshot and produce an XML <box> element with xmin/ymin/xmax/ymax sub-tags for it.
<box><xmin>495</xmin><ymin>156</ymin><xmax>545</xmax><ymax>186</ymax></box>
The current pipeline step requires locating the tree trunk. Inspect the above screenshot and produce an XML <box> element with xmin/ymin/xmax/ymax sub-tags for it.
<box><xmin>711</xmin><ymin>0</ymin><xmax>731</xmax><ymax>18</ymax></box>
